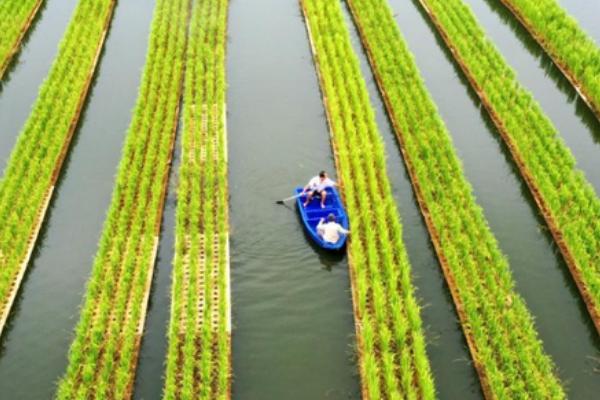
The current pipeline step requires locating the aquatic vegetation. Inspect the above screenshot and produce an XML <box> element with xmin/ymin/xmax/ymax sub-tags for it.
<box><xmin>498</xmin><ymin>0</ymin><xmax>600</xmax><ymax>119</ymax></box>
<box><xmin>55</xmin><ymin>0</ymin><xmax>190</xmax><ymax>397</ymax></box>
<box><xmin>301</xmin><ymin>0</ymin><xmax>435</xmax><ymax>397</ymax></box>
<box><xmin>0</xmin><ymin>0</ymin><xmax>116</xmax><ymax>338</ymax></box>
<box><xmin>345</xmin><ymin>0</ymin><xmax>564</xmax><ymax>397</ymax></box>
<box><xmin>162</xmin><ymin>0</ymin><xmax>231</xmax><ymax>398</ymax></box>
<box><xmin>0</xmin><ymin>0</ymin><xmax>44</xmax><ymax>79</ymax></box>
<box><xmin>417</xmin><ymin>0</ymin><xmax>600</xmax><ymax>336</ymax></box>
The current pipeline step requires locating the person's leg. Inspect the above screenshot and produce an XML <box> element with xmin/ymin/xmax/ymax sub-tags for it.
<box><xmin>320</xmin><ymin>190</ymin><xmax>327</xmax><ymax>208</ymax></box>
<box><xmin>303</xmin><ymin>190</ymin><xmax>314</xmax><ymax>207</ymax></box>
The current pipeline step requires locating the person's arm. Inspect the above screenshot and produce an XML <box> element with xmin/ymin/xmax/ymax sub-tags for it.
<box><xmin>302</xmin><ymin>177</ymin><xmax>315</xmax><ymax>194</ymax></box>
<box><xmin>337</xmin><ymin>224</ymin><xmax>350</xmax><ymax>235</ymax></box>
<box><xmin>317</xmin><ymin>218</ymin><xmax>325</xmax><ymax>235</ymax></box>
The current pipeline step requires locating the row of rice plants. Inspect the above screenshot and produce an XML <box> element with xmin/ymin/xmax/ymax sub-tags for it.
<box><xmin>0</xmin><ymin>0</ymin><xmax>116</xmax><ymax>338</ymax></box>
<box><xmin>163</xmin><ymin>0</ymin><xmax>231</xmax><ymax>398</ymax></box>
<box><xmin>0</xmin><ymin>0</ymin><xmax>44</xmax><ymax>79</ymax></box>
<box><xmin>416</xmin><ymin>0</ymin><xmax>600</xmax><ymax>335</ymax></box>
<box><xmin>55</xmin><ymin>0</ymin><xmax>191</xmax><ymax>397</ymax></box>
<box><xmin>345</xmin><ymin>0</ymin><xmax>564</xmax><ymax>397</ymax></box>
<box><xmin>497</xmin><ymin>0</ymin><xmax>600</xmax><ymax>119</ymax></box>
<box><xmin>301</xmin><ymin>0</ymin><xmax>435</xmax><ymax>398</ymax></box>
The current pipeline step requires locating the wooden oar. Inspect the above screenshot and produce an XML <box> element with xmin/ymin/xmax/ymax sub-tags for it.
<box><xmin>276</xmin><ymin>193</ymin><xmax>302</xmax><ymax>204</ymax></box>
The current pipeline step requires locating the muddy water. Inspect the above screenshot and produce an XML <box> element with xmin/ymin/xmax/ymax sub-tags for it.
<box><xmin>0</xmin><ymin>1</ymin><xmax>155</xmax><ymax>398</ymax></box>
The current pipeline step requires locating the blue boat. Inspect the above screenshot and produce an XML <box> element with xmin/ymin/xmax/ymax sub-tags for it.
<box><xmin>295</xmin><ymin>186</ymin><xmax>349</xmax><ymax>250</ymax></box>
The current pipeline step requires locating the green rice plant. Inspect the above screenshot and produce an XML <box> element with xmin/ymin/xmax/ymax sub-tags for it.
<box><xmin>497</xmin><ymin>0</ymin><xmax>600</xmax><ymax>119</ymax></box>
<box><xmin>345</xmin><ymin>0</ymin><xmax>565</xmax><ymax>397</ymax></box>
<box><xmin>0</xmin><ymin>0</ymin><xmax>44</xmax><ymax>79</ymax></box>
<box><xmin>417</xmin><ymin>0</ymin><xmax>600</xmax><ymax>345</ymax></box>
<box><xmin>301</xmin><ymin>0</ymin><xmax>435</xmax><ymax>398</ymax></box>
<box><xmin>0</xmin><ymin>0</ymin><xmax>116</xmax><ymax>338</ymax></box>
<box><xmin>55</xmin><ymin>0</ymin><xmax>191</xmax><ymax>398</ymax></box>
<box><xmin>162</xmin><ymin>2</ymin><xmax>231</xmax><ymax>397</ymax></box>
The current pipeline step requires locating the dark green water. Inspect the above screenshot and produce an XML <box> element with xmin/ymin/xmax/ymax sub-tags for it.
<box><xmin>227</xmin><ymin>0</ymin><xmax>360</xmax><ymax>398</ymax></box>
<box><xmin>0</xmin><ymin>0</ymin><xmax>155</xmax><ymax>398</ymax></box>
<box><xmin>558</xmin><ymin>0</ymin><xmax>600</xmax><ymax>44</ymax></box>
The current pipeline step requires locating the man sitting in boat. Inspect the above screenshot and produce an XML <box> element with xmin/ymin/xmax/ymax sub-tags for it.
<box><xmin>317</xmin><ymin>214</ymin><xmax>350</xmax><ymax>244</ymax></box>
<box><xmin>301</xmin><ymin>170</ymin><xmax>337</xmax><ymax>208</ymax></box>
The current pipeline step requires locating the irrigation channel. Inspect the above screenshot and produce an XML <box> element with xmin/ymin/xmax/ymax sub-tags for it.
<box><xmin>0</xmin><ymin>0</ymin><xmax>599</xmax><ymax>398</ymax></box>
<box><xmin>0</xmin><ymin>0</ymin><xmax>155</xmax><ymax>398</ymax></box>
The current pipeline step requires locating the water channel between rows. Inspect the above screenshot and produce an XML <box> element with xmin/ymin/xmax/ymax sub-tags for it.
<box><xmin>0</xmin><ymin>0</ymin><xmax>155</xmax><ymax>398</ymax></box>
<box><xmin>227</xmin><ymin>0</ymin><xmax>360</xmax><ymax>398</ymax></box>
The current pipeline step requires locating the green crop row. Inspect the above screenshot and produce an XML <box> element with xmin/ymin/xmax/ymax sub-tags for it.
<box><xmin>418</xmin><ymin>0</ymin><xmax>600</xmax><ymax>334</ymax></box>
<box><xmin>0</xmin><ymin>0</ymin><xmax>116</xmax><ymax>338</ymax></box>
<box><xmin>163</xmin><ymin>0</ymin><xmax>230</xmax><ymax>398</ymax></box>
<box><xmin>0</xmin><ymin>0</ymin><xmax>44</xmax><ymax>79</ymax></box>
<box><xmin>301</xmin><ymin>0</ymin><xmax>435</xmax><ymax>398</ymax></box>
<box><xmin>346</xmin><ymin>0</ymin><xmax>564</xmax><ymax>398</ymax></box>
<box><xmin>55</xmin><ymin>0</ymin><xmax>191</xmax><ymax>398</ymax></box>
<box><xmin>498</xmin><ymin>0</ymin><xmax>600</xmax><ymax>118</ymax></box>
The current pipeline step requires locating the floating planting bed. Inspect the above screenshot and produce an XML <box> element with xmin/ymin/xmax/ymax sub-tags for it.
<box><xmin>163</xmin><ymin>0</ymin><xmax>231</xmax><ymax>398</ymax></box>
<box><xmin>55</xmin><ymin>0</ymin><xmax>190</xmax><ymax>397</ymax></box>
<box><xmin>416</xmin><ymin>0</ymin><xmax>600</xmax><ymax>336</ymax></box>
<box><xmin>345</xmin><ymin>0</ymin><xmax>564</xmax><ymax>397</ymax></box>
<box><xmin>0</xmin><ymin>0</ymin><xmax>44</xmax><ymax>80</ymax></box>
<box><xmin>301</xmin><ymin>0</ymin><xmax>435</xmax><ymax>397</ymax></box>
<box><xmin>0</xmin><ymin>0</ymin><xmax>116</xmax><ymax>338</ymax></box>
<box><xmin>496</xmin><ymin>0</ymin><xmax>600</xmax><ymax>120</ymax></box>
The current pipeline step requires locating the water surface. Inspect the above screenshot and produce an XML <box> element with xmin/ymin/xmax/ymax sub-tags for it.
<box><xmin>228</xmin><ymin>0</ymin><xmax>360</xmax><ymax>398</ymax></box>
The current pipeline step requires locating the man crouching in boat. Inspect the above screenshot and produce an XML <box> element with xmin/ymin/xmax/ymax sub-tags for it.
<box><xmin>301</xmin><ymin>170</ymin><xmax>337</xmax><ymax>208</ymax></box>
<box><xmin>317</xmin><ymin>214</ymin><xmax>350</xmax><ymax>244</ymax></box>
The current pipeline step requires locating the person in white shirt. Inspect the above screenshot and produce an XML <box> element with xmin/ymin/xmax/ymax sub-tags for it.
<box><xmin>317</xmin><ymin>214</ymin><xmax>350</xmax><ymax>244</ymax></box>
<box><xmin>301</xmin><ymin>170</ymin><xmax>337</xmax><ymax>208</ymax></box>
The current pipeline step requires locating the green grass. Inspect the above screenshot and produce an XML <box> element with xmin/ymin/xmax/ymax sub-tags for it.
<box><xmin>302</xmin><ymin>0</ymin><xmax>435</xmax><ymax>397</ymax></box>
<box><xmin>345</xmin><ymin>0</ymin><xmax>564</xmax><ymax>397</ymax></box>
<box><xmin>163</xmin><ymin>0</ymin><xmax>231</xmax><ymax>398</ymax></box>
<box><xmin>55</xmin><ymin>0</ymin><xmax>191</xmax><ymax>397</ymax></box>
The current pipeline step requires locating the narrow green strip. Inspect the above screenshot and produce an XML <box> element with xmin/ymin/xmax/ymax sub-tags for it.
<box><xmin>302</xmin><ymin>0</ymin><xmax>435</xmax><ymax>398</ymax></box>
<box><xmin>0</xmin><ymin>0</ymin><xmax>116</xmax><ymax>338</ymax></box>
<box><xmin>498</xmin><ymin>0</ymin><xmax>600</xmax><ymax>118</ymax></box>
<box><xmin>0</xmin><ymin>0</ymin><xmax>44</xmax><ymax>79</ymax></box>
<box><xmin>56</xmin><ymin>0</ymin><xmax>191</xmax><ymax>398</ymax></box>
<box><xmin>163</xmin><ymin>0</ymin><xmax>230</xmax><ymax>398</ymax></box>
<box><xmin>346</xmin><ymin>0</ymin><xmax>564</xmax><ymax>397</ymax></box>
<box><xmin>418</xmin><ymin>0</ymin><xmax>600</xmax><ymax>336</ymax></box>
